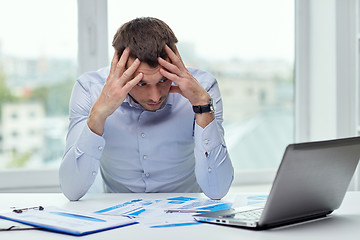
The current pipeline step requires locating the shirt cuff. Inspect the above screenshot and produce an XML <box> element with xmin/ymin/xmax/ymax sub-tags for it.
<box><xmin>76</xmin><ymin>124</ymin><xmax>106</xmax><ymax>159</ymax></box>
<box><xmin>194</xmin><ymin>120</ymin><xmax>225</xmax><ymax>152</ymax></box>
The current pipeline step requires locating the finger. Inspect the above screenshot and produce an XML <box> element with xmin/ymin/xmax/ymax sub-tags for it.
<box><xmin>122</xmin><ymin>72</ymin><xmax>143</xmax><ymax>92</ymax></box>
<box><xmin>173</xmin><ymin>45</ymin><xmax>184</xmax><ymax>62</ymax></box>
<box><xmin>164</xmin><ymin>45</ymin><xmax>186</xmax><ymax>70</ymax></box>
<box><xmin>158</xmin><ymin>57</ymin><xmax>182</xmax><ymax>76</ymax></box>
<box><xmin>159</xmin><ymin>68</ymin><xmax>181</xmax><ymax>85</ymax></box>
<box><xmin>109</xmin><ymin>51</ymin><xmax>119</xmax><ymax>75</ymax></box>
<box><xmin>114</xmin><ymin>48</ymin><xmax>130</xmax><ymax>77</ymax></box>
<box><xmin>120</xmin><ymin>58</ymin><xmax>141</xmax><ymax>83</ymax></box>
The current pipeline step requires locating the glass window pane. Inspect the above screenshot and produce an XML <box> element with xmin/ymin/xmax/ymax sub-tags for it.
<box><xmin>0</xmin><ymin>0</ymin><xmax>77</xmax><ymax>169</ymax></box>
<box><xmin>108</xmin><ymin>0</ymin><xmax>294</xmax><ymax>171</ymax></box>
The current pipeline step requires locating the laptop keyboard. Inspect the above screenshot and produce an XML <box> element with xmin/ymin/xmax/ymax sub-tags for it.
<box><xmin>224</xmin><ymin>208</ymin><xmax>263</xmax><ymax>220</ymax></box>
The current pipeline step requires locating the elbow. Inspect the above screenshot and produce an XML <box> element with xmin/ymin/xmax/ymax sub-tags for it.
<box><xmin>204</xmin><ymin>191</ymin><xmax>226</xmax><ymax>201</ymax></box>
<box><xmin>59</xmin><ymin>153</ymin><xmax>89</xmax><ymax>201</ymax></box>
<box><xmin>60</xmin><ymin>182</ymin><xmax>85</xmax><ymax>201</ymax></box>
<box><xmin>202</xmin><ymin>175</ymin><xmax>234</xmax><ymax>200</ymax></box>
<box><xmin>203</xmin><ymin>189</ymin><xmax>228</xmax><ymax>200</ymax></box>
<box><xmin>59</xmin><ymin>168</ymin><xmax>86</xmax><ymax>201</ymax></box>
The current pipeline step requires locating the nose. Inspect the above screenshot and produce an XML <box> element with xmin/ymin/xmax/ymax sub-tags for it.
<box><xmin>148</xmin><ymin>85</ymin><xmax>161</xmax><ymax>102</ymax></box>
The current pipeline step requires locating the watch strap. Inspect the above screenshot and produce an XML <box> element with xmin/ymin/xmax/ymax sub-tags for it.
<box><xmin>192</xmin><ymin>99</ymin><xmax>214</xmax><ymax>114</ymax></box>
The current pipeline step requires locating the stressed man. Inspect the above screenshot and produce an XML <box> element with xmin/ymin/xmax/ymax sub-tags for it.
<box><xmin>59</xmin><ymin>17</ymin><xmax>234</xmax><ymax>201</ymax></box>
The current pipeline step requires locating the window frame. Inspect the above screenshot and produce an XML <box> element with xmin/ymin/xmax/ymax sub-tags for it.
<box><xmin>296</xmin><ymin>0</ymin><xmax>359</xmax><ymax>190</ymax></box>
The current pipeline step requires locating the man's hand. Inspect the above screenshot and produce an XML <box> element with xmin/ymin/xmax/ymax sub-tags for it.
<box><xmin>88</xmin><ymin>48</ymin><xmax>143</xmax><ymax>135</ymax></box>
<box><xmin>158</xmin><ymin>45</ymin><xmax>214</xmax><ymax>128</ymax></box>
<box><xmin>158</xmin><ymin>45</ymin><xmax>211</xmax><ymax>106</ymax></box>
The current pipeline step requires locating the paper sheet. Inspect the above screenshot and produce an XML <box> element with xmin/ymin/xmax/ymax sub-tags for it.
<box><xmin>95</xmin><ymin>196</ymin><xmax>232</xmax><ymax>228</ymax></box>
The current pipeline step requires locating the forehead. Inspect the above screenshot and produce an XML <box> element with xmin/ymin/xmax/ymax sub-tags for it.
<box><xmin>127</xmin><ymin>58</ymin><xmax>165</xmax><ymax>83</ymax></box>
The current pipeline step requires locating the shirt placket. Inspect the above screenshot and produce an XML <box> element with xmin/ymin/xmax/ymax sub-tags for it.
<box><xmin>138</xmin><ymin>111</ymin><xmax>150</xmax><ymax>190</ymax></box>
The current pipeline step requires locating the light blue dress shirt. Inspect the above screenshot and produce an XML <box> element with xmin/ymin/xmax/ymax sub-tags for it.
<box><xmin>59</xmin><ymin>66</ymin><xmax>234</xmax><ymax>201</ymax></box>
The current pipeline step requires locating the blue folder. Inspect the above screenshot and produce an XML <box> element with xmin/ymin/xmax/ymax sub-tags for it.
<box><xmin>0</xmin><ymin>206</ymin><xmax>137</xmax><ymax>236</ymax></box>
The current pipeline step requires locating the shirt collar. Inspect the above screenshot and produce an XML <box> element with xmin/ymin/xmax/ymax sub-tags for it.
<box><xmin>123</xmin><ymin>93</ymin><xmax>175</xmax><ymax>111</ymax></box>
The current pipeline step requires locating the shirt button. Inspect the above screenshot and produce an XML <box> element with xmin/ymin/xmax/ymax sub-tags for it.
<box><xmin>204</xmin><ymin>139</ymin><xmax>209</xmax><ymax>145</ymax></box>
<box><xmin>143</xmin><ymin>155</ymin><xmax>147</xmax><ymax>160</ymax></box>
<box><xmin>98</xmin><ymin>146</ymin><xmax>103</xmax><ymax>151</ymax></box>
<box><xmin>208</xmin><ymin>167</ymin><xmax>212</xmax><ymax>173</ymax></box>
<box><xmin>145</xmin><ymin>173</ymin><xmax>150</xmax><ymax>177</ymax></box>
<box><xmin>92</xmin><ymin>171</ymin><xmax>97</xmax><ymax>176</ymax></box>
<box><xmin>141</xmin><ymin>133</ymin><xmax>146</xmax><ymax>138</ymax></box>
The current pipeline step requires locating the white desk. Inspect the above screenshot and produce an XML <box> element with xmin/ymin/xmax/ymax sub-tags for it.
<box><xmin>1</xmin><ymin>191</ymin><xmax>360</xmax><ymax>240</ymax></box>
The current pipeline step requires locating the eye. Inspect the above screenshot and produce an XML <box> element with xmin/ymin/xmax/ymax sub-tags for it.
<box><xmin>159</xmin><ymin>79</ymin><xmax>168</xmax><ymax>83</ymax></box>
<box><xmin>137</xmin><ymin>82</ymin><xmax>147</xmax><ymax>87</ymax></box>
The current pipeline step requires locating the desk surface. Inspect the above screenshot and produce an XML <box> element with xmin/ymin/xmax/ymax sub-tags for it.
<box><xmin>1</xmin><ymin>191</ymin><xmax>360</xmax><ymax>240</ymax></box>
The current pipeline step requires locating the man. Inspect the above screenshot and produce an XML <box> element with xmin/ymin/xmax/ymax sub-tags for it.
<box><xmin>59</xmin><ymin>17</ymin><xmax>234</xmax><ymax>201</ymax></box>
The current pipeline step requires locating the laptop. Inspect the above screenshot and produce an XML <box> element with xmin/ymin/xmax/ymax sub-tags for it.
<box><xmin>194</xmin><ymin>136</ymin><xmax>360</xmax><ymax>230</ymax></box>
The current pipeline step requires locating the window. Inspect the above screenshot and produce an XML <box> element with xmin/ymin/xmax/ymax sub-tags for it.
<box><xmin>108</xmin><ymin>0</ymin><xmax>295</xmax><ymax>179</ymax></box>
<box><xmin>2</xmin><ymin>0</ymin><xmax>359</xmax><ymax>192</ymax></box>
<box><xmin>0</xmin><ymin>0</ymin><xmax>77</xmax><ymax>171</ymax></box>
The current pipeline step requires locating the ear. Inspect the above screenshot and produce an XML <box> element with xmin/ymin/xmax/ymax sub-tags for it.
<box><xmin>169</xmin><ymin>85</ymin><xmax>182</xmax><ymax>95</ymax></box>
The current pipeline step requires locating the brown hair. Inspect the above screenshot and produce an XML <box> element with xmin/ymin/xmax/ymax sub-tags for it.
<box><xmin>112</xmin><ymin>17</ymin><xmax>178</xmax><ymax>67</ymax></box>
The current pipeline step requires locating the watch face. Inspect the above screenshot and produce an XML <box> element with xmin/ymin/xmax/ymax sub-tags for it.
<box><xmin>210</xmin><ymin>103</ymin><xmax>215</xmax><ymax>113</ymax></box>
<box><xmin>209</xmin><ymin>98</ymin><xmax>215</xmax><ymax>112</ymax></box>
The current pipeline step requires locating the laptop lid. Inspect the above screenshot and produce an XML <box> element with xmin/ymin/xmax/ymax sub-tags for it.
<box><xmin>259</xmin><ymin>136</ymin><xmax>360</xmax><ymax>228</ymax></box>
<box><xmin>194</xmin><ymin>136</ymin><xmax>360</xmax><ymax>229</ymax></box>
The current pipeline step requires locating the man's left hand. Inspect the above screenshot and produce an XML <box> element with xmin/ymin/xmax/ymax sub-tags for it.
<box><xmin>158</xmin><ymin>45</ymin><xmax>210</xmax><ymax>106</ymax></box>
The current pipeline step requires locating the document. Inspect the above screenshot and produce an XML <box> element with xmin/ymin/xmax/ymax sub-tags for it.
<box><xmin>95</xmin><ymin>196</ymin><xmax>232</xmax><ymax>228</ymax></box>
<box><xmin>0</xmin><ymin>206</ymin><xmax>136</xmax><ymax>236</ymax></box>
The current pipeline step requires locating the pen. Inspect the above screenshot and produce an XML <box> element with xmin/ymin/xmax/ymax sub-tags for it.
<box><xmin>165</xmin><ymin>209</ymin><xmax>211</xmax><ymax>213</ymax></box>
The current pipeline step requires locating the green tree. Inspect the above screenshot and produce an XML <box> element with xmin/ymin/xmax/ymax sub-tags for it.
<box><xmin>30</xmin><ymin>77</ymin><xmax>74</xmax><ymax>116</ymax></box>
<box><xmin>6</xmin><ymin>149</ymin><xmax>33</xmax><ymax>168</ymax></box>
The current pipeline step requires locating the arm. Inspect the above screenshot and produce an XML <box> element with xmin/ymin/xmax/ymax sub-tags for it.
<box><xmin>88</xmin><ymin>48</ymin><xmax>143</xmax><ymax>135</ymax></box>
<box><xmin>158</xmin><ymin>46</ymin><xmax>234</xmax><ymax>199</ymax></box>
<box><xmin>59</xmin><ymin>49</ymin><xmax>143</xmax><ymax>201</ymax></box>
<box><xmin>193</xmin><ymin>81</ymin><xmax>234</xmax><ymax>200</ymax></box>
<box><xmin>59</xmin><ymin>80</ymin><xmax>106</xmax><ymax>201</ymax></box>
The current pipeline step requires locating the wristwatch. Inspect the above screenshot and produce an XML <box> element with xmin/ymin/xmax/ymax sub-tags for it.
<box><xmin>192</xmin><ymin>98</ymin><xmax>215</xmax><ymax>114</ymax></box>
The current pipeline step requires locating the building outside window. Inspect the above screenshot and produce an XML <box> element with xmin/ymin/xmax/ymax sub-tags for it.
<box><xmin>0</xmin><ymin>0</ymin><xmax>77</xmax><ymax>169</ymax></box>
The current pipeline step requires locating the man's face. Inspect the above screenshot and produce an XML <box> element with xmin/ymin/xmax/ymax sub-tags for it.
<box><xmin>127</xmin><ymin>57</ymin><xmax>172</xmax><ymax>111</ymax></box>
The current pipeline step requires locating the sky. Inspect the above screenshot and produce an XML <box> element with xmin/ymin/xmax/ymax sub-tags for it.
<box><xmin>0</xmin><ymin>0</ymin><xmax>294</xmax><ymax>62</ymax></box>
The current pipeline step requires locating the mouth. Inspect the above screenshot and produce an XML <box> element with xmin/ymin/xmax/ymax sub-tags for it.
<box><xmin>145</xmin><ymin>98</ymin><xmax>165</xmax><ymax>110</ymax></box>
<box><xmin>147</xmin><ymin>101</ymin><xmax>162</xmax><ymax>108</ymax></box>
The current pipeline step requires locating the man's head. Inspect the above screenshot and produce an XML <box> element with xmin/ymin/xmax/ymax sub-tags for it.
<box><xmin>112</xmin><ymin>17</ymin><xmax>178</xmax><ymax>111</ymax></box>
<box><xmin>112</xmin><ymin>17</ymin><xmax>178</xmax><ymax>67</ymax></box>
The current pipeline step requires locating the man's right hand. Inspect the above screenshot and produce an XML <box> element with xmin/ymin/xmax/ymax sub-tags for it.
<box><xmin>87</xmin><ymin>48</ymin><xmax>143</xmax><ymax>136</ymax></box>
